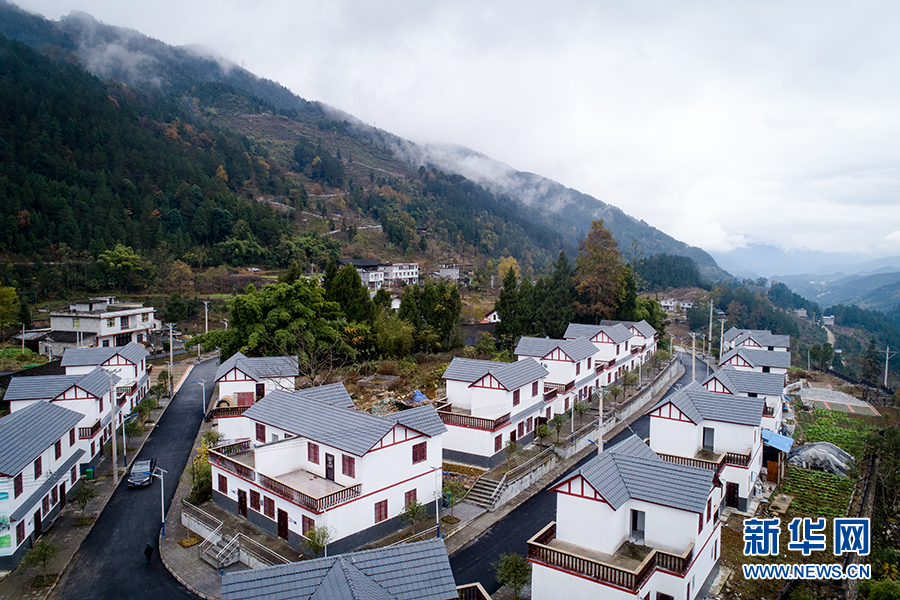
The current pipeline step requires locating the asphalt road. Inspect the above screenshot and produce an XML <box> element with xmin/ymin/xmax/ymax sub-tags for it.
<box><xmin>51</xmin><ymin>358</ymin><xmax>216</xmax><ymax>600</ymax></box>
<box><xmin>449</xmin><ymin>351</ymin><xmax>695</xmax><ymax>593</ymax></box>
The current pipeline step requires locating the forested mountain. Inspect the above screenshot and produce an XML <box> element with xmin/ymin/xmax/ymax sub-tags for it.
<box><xmin>0</xmin><ymin>0</ymin><xmax>728</xmax><ymax>285</ymax></box>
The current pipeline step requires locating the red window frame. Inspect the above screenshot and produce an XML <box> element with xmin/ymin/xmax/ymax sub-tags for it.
<box><xmin>263</xmin><ymin>496</ymin><xmax>275</xmax><ymax>518</ymax></box>
<box><xmin>412</xmin><ymin>442</ymin><xmax>427</xmax><ymax>464</ymax></box>
<box><xmin>707</xmin><ymin>498</ymin><xmax>712</xmax><ymax>522</ymax></box>
<box><xmin>587</xmin><ymin>357</ymin><xmax>592</xmax><ymax>370</ymax></box>
<box><xmin>308</xmin><ymin>443</ymin><xmax>320</xmax><ymax>464</ymax></box>
<box><xmin>532</xmin><ymin>381</ymin><xmax>538</xmax><ymax>397</ymax></box>
<box><xmin>16</xmin><ymin>521</ymin><xmax>25</xmax><ymax>546</ymax></box>
<box><xmin>494</xmin><ymin>435</ymin><xmax>502</xmax><ymax>452</ymax></box>
<box><xmin>698</xmin><ymin>513</ymin><xmax>703</xmax><ymax>533</ymax></box>
<box><xmin>342</xmin><ymin>455</ymin><xmax>355</xmax><ymax>478</ymax></box>
<box><xmin>374</xmin><ymin>499</ymin><xmax>388</xmax><ymax>523</ymax></box>
<box><xmin>526</xmin><ymin>417</ymin><xmax>533</xmax><ymax>432</ymax></box>
<box><xmin>55</xmin><ymin>440</ymin><xmax>62</xmax><ymax>460</ymax></box>
<box><xmin>517</xmin><ymin>422</ymin><xmax>524</xmax><ymax>438</ymax></box>
<box><xmin>13</xmin><ymin>474</ymin><xmax>22</xmax><ymax>498</ymax></box>
<box><xmin>51</xmin><ymin>486</ymin><xmax>58</xmax><ymax>506</ymax></box>
<box><xmin>576</xmin><ymin>362</ymin><xmax>581</xmax><ymax>376</ymax></box>
<box><xmin>218</xmin><ymin>474</ymin><xmax>227</xmax><ymax>494</ymax></box>
<box><xmin>69</xmin><ymin>428</ymin><xmax>76</xmax><ymax>447</ymax></box>
<box><xmin>302</xmin><ymin>515</ymin><xmax>315</xmax><ymax>535</ymax></box>
<box><xmin>404</xmin><ymin>489</ymin><xmax>417</xmax><ymax>508</ymax></box>
<box><xmin>255</xmin><ymin>423</ymin><xmax>266</xmax><ymax>443</ymax></box>
<box><xmin>42</xmin><ymin>495</ymin><xmax>49</xmax><ymax>515</ymax></box>
<box><xmin>513</xmin><ymin>389</ymin><xmax>520</xmax><ymax>406</ymax></box>
<box><xmin>250</xmin><ymin>490</ymin><xmax>261</xmax><ymax>511</ymax></box>
<box><xmin>71</xmin><ymin>466</ymin><xmax>77</xmax><ymax>484</ymax></box>
<box><xmin>34</xmin><ymin>457</ymin><xmax>42</xmax><ymax>481</ymax></box>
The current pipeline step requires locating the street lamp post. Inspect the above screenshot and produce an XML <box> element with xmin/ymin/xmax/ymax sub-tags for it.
<box><xmin>193</xmin><ymin>379</ymin><xmax>207</xmax><ymax>415</ymax></box>
<box><xmin>719</xmin><ymin>317</ymin><xmax>727</xmax><ymax>362</ymax></box>
<box><xmin>167</xmin><ymin>323</ymin><xmax>175</xmax><ymax>399</ymax></box>
<box><xmin>149</xmin><ymin>466</ymin><xmax>168</xmax><ymax>536</ymax></box>
<box><xmin>689</xmin><ymin>332</ymin><xmax>697</xmax><ymax>382</ymax></box>
<box><xmin>107</xmin><ymin>371</ymin><xmax>119</xmax><ymax>486</ymax></box>
<box><xmin>202</xmin><ymin>300</ymin><xmax>210</xmax><ymax>334</ymax></box>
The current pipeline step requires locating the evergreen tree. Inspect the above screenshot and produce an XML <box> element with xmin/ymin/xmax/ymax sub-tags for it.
<box><xmin>864</xmin><ymin>339</ymin><xmax>881</xmax><ymax>382</ymax></box>
<box><xmin>495</xmin><ymin>266</ymin><xmax>521</xmax><ymax>345</ymax></box>
<box><xmin>614</xmin><ymin>265</ymin><xmax>639</xmax><ymax>321</ymax></box>
<box><xmin>537</xmin><ymin>250</ymin><xmax>576</xmax><ymax>338</ymax></box>
<box><xmin>574</xmin><ymin>220</ymin><xmax>623</xmax><ymax>324</ymax></box>
<box><xmin>326</xmin><ymin>265</ymin><xmax>375</xmax><ymax>324</ymax></box>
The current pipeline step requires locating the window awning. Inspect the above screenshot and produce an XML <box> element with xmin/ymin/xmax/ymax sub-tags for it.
<box><xmin>762</xmin><ymin>428</ymin><xmax>793</xmax><ymax>453</ymax></box>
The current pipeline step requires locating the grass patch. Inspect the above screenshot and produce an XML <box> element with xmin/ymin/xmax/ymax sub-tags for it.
<box><xmin>74</xmin><ymin>516</ymin><xmax>96</xmax><ymax>526</ymax></box>
<box><xmin>178</xmin><ymin>536</ymin><xmax>202</xmax><ymax>548</ymax></box>
<box><xmin>780</xmin><ymin>466</ymin><xmax>854</xmax><ymax>518</ymax></box>
<box><xmin>441</xmin><ymin>515</ymin><xmax>460</xmax><ymax>524</ymax></box>
<box><xmin>30</xmin><ymin>574</ymin><xmax>58</xmax><ymax>587</ymax></box>
<box><xmin>442</xmin><ymin>462</ymin><xmax>485</xmax><ymax>478</ymax></box>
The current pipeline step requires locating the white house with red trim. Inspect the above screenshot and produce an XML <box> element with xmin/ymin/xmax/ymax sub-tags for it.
<box><xmin>214</xmin><ymin>352</ymin><xmax>299</xmax><ymax>409</ymax></box>
<box><xmin>718</xmin><ymin>347</ymin><xmax>790</xmax><ymax>375</ymax></box>
<box><xmin>438</xmin><ymin>357</ymin><xmax>550</xmax><ymax>468</ymax></box>
<box><xmin>723</xmin><ymin>328</ymin><xmax>790</xmax><ymax>353</ymax></box>
<box><xmin>702</xmin><ymin>366</ymin><xmax>786</xmax><ymax>433</ymax></box>
<box><xmin>514</xmin><ymin>336</ymin><xmax>598</xmax><ymax>413</ymax></box>
<box><xmin>647</xmin><ymin>381</ymin><xmax>764</xmax><ymax>512</ymax></box>
<box><xmin>209</xmin><ymin>386</ymin><xmax>446</xmax><ymax>555</ymax></box>
<box><xmin>600</xmin><ymin>319</ymin><xmax>659</xmax><ymax>364</ymax></box>
<box><xmin>564</xmin><ymin>322</ymin><xmax>639</xmax><ymax>386</ymax></box>
<box><xmin>60</xmin><ymin>342</ymin><xmax>150</xmax><ymax>415</ymax></box>
<box><xmin>528</xmin><ymin>435</ymin><xmax>722</xmax><ymax>600</ymax></box>
<box><xmin>480</xmin><ymin>310</ymin><xmax>500</xmax><ymax>324</ymax></box>
<box><xmin>4</xmin><ymin>368</ymin><xmax>121</xmax><ymax>474</ymax></box>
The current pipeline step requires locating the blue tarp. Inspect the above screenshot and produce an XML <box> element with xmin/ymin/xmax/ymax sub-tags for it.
<box><xmin>412</xmin><ymin>390</ymin><xmax>428</xmax><ymax>403</ymax></box>
<box><xmin>762</xmin><ymin>428</ymin><xmax>794</xmax><ymax>453</ymax></box>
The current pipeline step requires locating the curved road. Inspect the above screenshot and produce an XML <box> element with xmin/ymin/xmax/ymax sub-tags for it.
<box><xmin>51</xmin><ymin>358</ymin><xmax>216</xmax><ymax>600</ymax></box>
<box><xmin>450</xmin><ymin>350</ymin><xmax>695</xmax><ymax>594</ymax></box>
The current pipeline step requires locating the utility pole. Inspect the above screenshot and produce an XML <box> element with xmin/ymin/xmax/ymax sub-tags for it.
<box><xmin>708</xmin><ymin>300</ymin><xmax>714</xmax><ymax>352</ymax></box>
<box><xmin>689</xmin><ymin>332</ymin><xmax>697</xmax><ymax>382</ymax></box>
<box><xmin>719</xmin><ymin>318</ymin><xmax>727</xmax><ymax>362</ymax></box>
<box><xmin>108</xmin><ymin>371</ymin><xmax>118</xmax><ymax>486</ymax></box>
<box><xmin>596</xmin><ymin>388</ymin><xmax>604</xmax><ymax>456</ymax></box>
<box><xmin>202</xmin><ymin>300</ymin><xmax>210</xmax><ymax>334</ymax></box>
<box><xmin>167</xmin><ymin>323</ymin><xmax>175</xmax><ymax>398</ymax></box>
<box><xmin>879</xmin><ymin>346</ymin><xmax>897</xmax><ymax>388</ymax></box>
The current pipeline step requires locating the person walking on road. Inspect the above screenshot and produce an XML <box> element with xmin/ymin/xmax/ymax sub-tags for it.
<box><xmin>144</xmin><ymin>543</ymin><xmax>154</xmax><ymax>567</ymax></box>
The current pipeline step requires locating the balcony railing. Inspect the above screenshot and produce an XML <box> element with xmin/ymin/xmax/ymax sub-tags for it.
<box><xmin>596</xmin><ymin>359</ymin><xmax>616</xmax><ymax>374</ymax></box>
<box><xmin>457</xmin><ymin>583</ymin><xmax>493</xmax><ymax>600</ymax></box>
<box><xmin>437</xmin><ymin>410</ymin><xmax>511</xmax><ymax>431</ymax></box>
<box><xmin>543</xmin><ymin>389</ymin><xmax>558</xmax><ymax>403</ymax></box>
<box><xmin>763</xmin><ymin>406</ymin><xmax>775</xmax><ymax>417</ymax></box>
<box><xmin>657</xmin><ymin>450</ymin><xmax>752</xmax><ymax>475</ymax></box>
<box><xmin>527</xmin><ymin>522</ymin><xmax>693</xmax><ymax>592</ymax></box>
<box><xmin>209</xmin><ymin>451</ymin><xmax>256</xmax><ymax>482</ymax></box>
<box><xmin>545</xmin><ymin>380</ymin><xmax>576</xmax><ymax>394</ymax></box>
<box><xmin>79</xmin><ymin>420</ymin><xmax>102</xmax><ymax>439</ymax></box>
<box><xmin>214</xmin><ymin>439</ymin><xmax>251</xmax><ymax>456</ymax></box>
<box><xmin>257</xmin><ymin>473</ymin><xmax>361</xmax><ymax>512</ymax></box>
<box><xmin>207</xmin><ymin>405</ymin><xmax>252</xmax><ymax>419</ymax></box>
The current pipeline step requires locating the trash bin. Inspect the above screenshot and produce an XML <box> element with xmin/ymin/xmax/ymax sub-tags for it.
<box><xmin>85</xmin><ymin>467</ymin><xmax>94</xmax><ymax>480</ymax></box>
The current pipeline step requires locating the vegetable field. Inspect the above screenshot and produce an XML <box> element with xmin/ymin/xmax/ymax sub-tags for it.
<box><xmin>798</xmin><ymin>408</ymin><xmax>873</xmax><ymax>460</ymax></box>
<box><xmin>781</xmin><ymin>466</ymin><xmax>854</xmax><ymax>517</ymax></box>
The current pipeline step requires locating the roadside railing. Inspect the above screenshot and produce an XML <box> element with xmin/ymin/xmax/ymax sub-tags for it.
<box><xmin>488</xmin><ymin>445</ymin><xmax>555</xmax><ymax>507</ymax></box>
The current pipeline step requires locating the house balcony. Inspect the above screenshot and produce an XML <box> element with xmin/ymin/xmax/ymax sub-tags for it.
<box><xmin>762</xmin><ymin>405</ymin><xmax>775</xmax><ymax>418</ymax></box>
<box><xmin>545</xmin><ymin>380</ymin><xmax>576</xmax><ymax>394</ymax></box>
<box><xmin>543</xmin><ymin>388</ymin><xmax>558</xmax><ymax>403</ymax></box>
<box><xmin>209</xmin><ymin>439</ymin><xmax>361</xmax><ymax>513</ymax></box>
<box><xmin>207</xmin><ymin>405</ymin><xmax>252</xmax><ymax>419</ymax></box>
<box><xmin>433</xmin><ymin>401</ymin><xmax>511</xmax><ymax>431</ymax></box>
<box><xmin>527</xmin><ymin>522</ymin><xmax>693</xmax><ymax>592</ymax></box>
<box><xmin>656</xmin><ymin>448</ymin><xmax>752</xmax><ymax>476</ymax></box>
<box><xmin>79</xmin><ymin>420</ymin><xmax>102</xmax><ymax>439</ymax></box>
<box><xmin>596</xmin><ymin>359</ymin><xmax>616</xmax><ymax>374</ymax></box>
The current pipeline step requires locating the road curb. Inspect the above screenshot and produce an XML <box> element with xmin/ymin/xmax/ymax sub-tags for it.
<box><xmin>40</xmin><ymin>363</ymin><xmax>195</xmax><ymax>599</ymax></box>
<box><xmin>160</xmin><ymin>548</ymin><xmax>217</xmax><ymax>600</ymax></box>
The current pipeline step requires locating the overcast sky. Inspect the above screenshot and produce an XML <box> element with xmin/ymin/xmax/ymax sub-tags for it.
<box><xmin>15</xmin><ymin>1</ymin><xmax>900</xmax><ymax>258</ymax></box>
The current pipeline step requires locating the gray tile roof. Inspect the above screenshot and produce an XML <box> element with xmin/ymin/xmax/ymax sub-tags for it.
<box><xmin>564</xmin><ymin>322</ymin><xmax>633</xmax><ymax>344</ymax></box>
<box><xmin>61</xmin><ymin>342</ymin><xmax>148</xmax><ymax>367</ymax></box>
<box><xmin>514</xmin><ymin>336</ymin><xmax>597</xmax><ymax>362</ymax></box>
<box><xmin>651</xmin><ymin>381</ymin><xmax>764</xmax><ymax>427</ymax></box>
<box><xmin>442</xmin><ymin>357</ymin><xmax>547</xmax><ymax>391</ymax></box>
<box><xmin>703</xmin><ymin>366</ymin><xmax>785</xmax><ymax>397</ymax></box>
<box><xmin>295</xmin><ymin>382</ymin><xmax>354</xmax><ymax>409</ymax></box>
<box><xmin>10</xmin><ymin>449</ymin><xmax>85</xmax><ymax>521</ymax></box>
<box><xmin>564</xmin><ymin>434</ymin><xmax>713</xmax><ymax>514</ymax></box>
<box><xmin>5</xmin><ymin>368</ymin><xmax>119</xmax><ymax>402</ymax></box>
<box><xmin>719</xmin><ymin>347</ymin><xmax>792</xmax><ymax>369</ymax></box>
<box><xmin>215</xmin><ymin>352</ymin><xmax>299</xmax><ymax>382</ymax></box>
<box><xmin>221</xmin><ymin>538</ymin><xmax>458</xmax><ymax>600</ymax></box>
<box><xmin>600</xmin><ymin>319</ymin><xmax>657</xmax><ymax>340</ymax></box>
<box><xmin>724</xmin><ymin>328</ymin><xmax>790</xmax><ymax>349</ymax></box>
<box><xmin>391</xmin><ymin>405</ymin><xmax>447</xmax><ymax>438</ymax></box>
<box><xmin>0</xmin><ymin>401</ymin><xmax>83</xmax><ymax>477</ymax></box>
<box><xmin>245</xmin><ymin>391</ymin><xmax>445</xmax><ymax>456</ymax></box>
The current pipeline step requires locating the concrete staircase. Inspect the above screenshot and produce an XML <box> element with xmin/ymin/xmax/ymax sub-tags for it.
<box><xmin>464</xmin><ymin>478</ymin><xmax>502</xmax><ymax>509</ymax></box>
<box><xmin>200</xmin><ymin>534</ymin><xmax>240</xmax><ymax>569</ymax></box>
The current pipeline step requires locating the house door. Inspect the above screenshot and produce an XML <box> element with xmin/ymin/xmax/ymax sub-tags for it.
<box><xmin>725</xmin><ymin>482</ymin><xmax>740</xmax><ymax>508</ymax></box>
<box><xmin>33</xmin><ymin>509</ymin><xmax>42</xmax><ymax>538</ymax></box>
<box><xmin>277</xmin><ymin>509</ymin><xmax>289</xmax><ymax>541</ymax></box>
<box><xmin>59</xmin><ymin>483</ymin><xmax>66</xmax><ymax>509</ymax></box>
<box><xmin>256</xmin><ymin>383</ymin><xmax>266</xmax><ymax>399</ymax></box>
<box><xmin>237</xmin><ymin>490</ymin><xmax>248</xmax><ymax>518</ymax></box>
<box><xmin>630</xmin><ymin>509</ymin><xmax>645</xmax><ymax>543</ymax></box>
<box><xmin>325</xmin><ymin>454</ymin><xmax>335</xmax><ymax>481</ymax></box>
<box><xmin>702</xmin><ymin>427</ymin><xmax>715</xmax><ymax>452</ymax></box>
